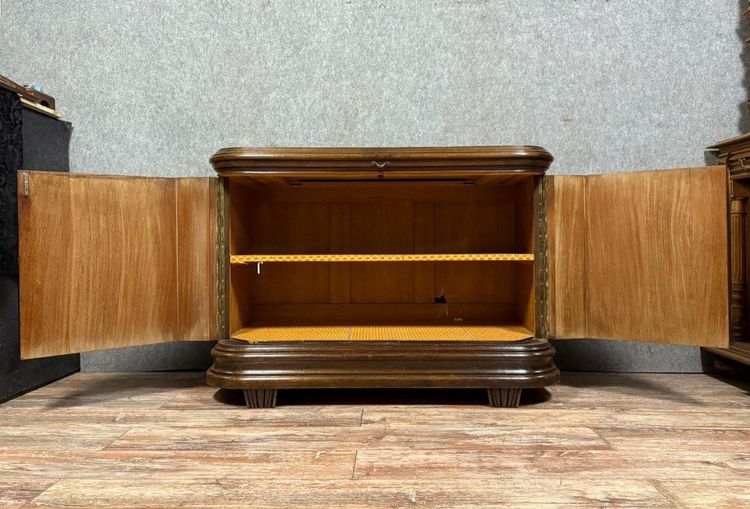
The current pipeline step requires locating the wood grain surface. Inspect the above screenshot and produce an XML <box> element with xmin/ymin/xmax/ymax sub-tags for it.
<box><xmin>547</xmin><ymin>175</ymin><xmax>587</xmax><ymax>338</ymax></box>
<box><xmin>548</xmin><ymin>167</ymin><xmax>729</xmax><ymax>347</ymax></box>
<box><xmin>176</xmin><ymin>178</ymin><xmax>219</xmax><ymax>340</ymax></box>
<box><xmin>210</xmin><ymin>146</ymin><xmax>554</xmax><ymax>183</ymax></box>
<box><xmin>228</xmin><ymin>180</ymin><xmax>536</xmax><ymax>333</ymax></box>
<box><xmin>1</xmin><ymin>372</ymin><xmax>749</xmax><ymax>507</ymax></box>
<box><xmin>18</xmin><ymin>173</ymin><xmax>217</xmax><ymax>358</ymax></box>
<box><xmin>585</xmin><ymin>166</ymin><xmax>729</xmax><ymax>346</ymax></box>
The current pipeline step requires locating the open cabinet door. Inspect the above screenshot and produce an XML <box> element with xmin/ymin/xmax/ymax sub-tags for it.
<box><xmin>18</xmin><ymin>171</ymin><xmax>220</xmax><ymax>359</ymax></box>
<box><xmin>546</xmin><ymin>166</ymin><xmax>729</xmax><ymax>347</ymax></box>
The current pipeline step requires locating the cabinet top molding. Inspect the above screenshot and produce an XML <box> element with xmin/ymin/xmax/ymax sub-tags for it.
<box><xmin>708</xmin><ymin>134</ymin><xmax>750</xmax><ymax>179</ymax></box>
<box><xmin>708</xmin><ymin>132</ymin><xmax>750</xmax><ymax>151</ymax></box>
<box><xmin>210</xmin><ymin>146</ymin><xmax>554</xmax><ymax>176</ymax></box>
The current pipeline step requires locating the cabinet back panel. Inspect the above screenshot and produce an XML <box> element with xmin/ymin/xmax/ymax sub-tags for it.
<box><xmin>228</xmin><ymin>181</ymin><xmax>533</xmax><ymax>255</ymax></box>
<box><xmin>245</xmin><ymin>303</ymin><xmax>519</xmax><ymax>324</ymax></box>
<box><xmin>233</xmin><ymin>263</ymin><xmax>522</xmax><ymax>306</ymax></box>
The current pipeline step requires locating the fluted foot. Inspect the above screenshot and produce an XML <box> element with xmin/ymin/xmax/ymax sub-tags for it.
<box><xmin>243</xmin><ymin>389</ymin><xmax>277</xmax><ymax>408</ymax></box>
<box><xmin>487</xmin><ymin>388</ymin><xmax>522</xmax><ymax>408</ymax></box>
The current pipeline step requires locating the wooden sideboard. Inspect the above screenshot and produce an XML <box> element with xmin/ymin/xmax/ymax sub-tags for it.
<box><xmin>15</xmin><ymin>147</ymin><xmax>731</xmax><ymax>407</ymax></box>
<box><xmin>704</xmin><ymin>133</ymin><xmax>750</xmax><ymax>369</ymax></box>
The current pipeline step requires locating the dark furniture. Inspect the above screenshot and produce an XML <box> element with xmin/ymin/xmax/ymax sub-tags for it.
<box><xmin>705</xmin><ymin>133</ymin><xmax>750</xmax><ymax>369</ymax></box>
<box><xmin>0</xmin><ymin>87</ymin><xmax>78</xmax><ymax>403</ymax></box>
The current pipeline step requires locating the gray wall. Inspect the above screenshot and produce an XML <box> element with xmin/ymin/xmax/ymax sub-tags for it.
<box><xmin>1</xmin><ymin>0</ymin><xmax>746</xmax><ymax>372</ymax></box>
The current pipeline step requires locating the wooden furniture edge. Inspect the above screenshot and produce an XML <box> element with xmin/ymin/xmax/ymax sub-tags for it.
<box><xmin>207</xmin><ymin>339</ymin><xmax>560</xmax><ymax>408</ymax></box>
<box><xmin>210</xmin><ymin>146</ymin><xmax>554</xmax><ymax>174</ymax></box>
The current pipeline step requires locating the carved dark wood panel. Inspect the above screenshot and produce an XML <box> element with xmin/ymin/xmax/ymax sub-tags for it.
<box><xmin>0</xmin><ymin>89</ymin><xmax>78</xmax><ymax>403</ymax></box>
<box><xmin>0</xmin><ymin>88</ymin><xmax>23</xmax><ymax>276</ymax></box>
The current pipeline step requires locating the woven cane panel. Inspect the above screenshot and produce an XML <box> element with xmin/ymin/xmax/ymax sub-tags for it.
<box><xmin>463</xmin><ymin>325</ymin><xmax>535</xmax><ymax>341</ymax></box>
<box><xmin>231</xmin><ymin>324</ymin><xmax>533</xmax><ymax>342</ymax></box>
<box><xmin>231</xmin><ymin>253</ymin><xmax>534</xmax><ymax>264</ymax></box>
<box><xmin>232</xmin><ymin>325</ymin><xmax>350</xmax><ymax>341</ymax></box>
<box><xmin>350</xmin><ymin>325</ymin><xmax>470</xmax><ymax>341</ymax></box>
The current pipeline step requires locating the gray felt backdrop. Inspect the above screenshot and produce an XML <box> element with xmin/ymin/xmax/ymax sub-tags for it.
<box><xmin>1</xmin><ymin>0</ymin><xmax>746</xmax><ymax>372</ymax></box>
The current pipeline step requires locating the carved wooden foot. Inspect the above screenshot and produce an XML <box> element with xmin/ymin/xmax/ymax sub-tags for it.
<box><xmin>243</xmin><ymin>389</ymin><xmax>277</xmax><ymax>408</ymax></box>
<box><xmin>487</xmin><ymin>388</ymin><xmax>522</xmax><ymax>408</ymax></box>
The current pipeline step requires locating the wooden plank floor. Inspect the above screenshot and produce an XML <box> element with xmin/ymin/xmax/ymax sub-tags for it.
<box><xmin>1</xmin><ymin>372</ymin><xmax>750</xmax><ymax>508</ymax></box>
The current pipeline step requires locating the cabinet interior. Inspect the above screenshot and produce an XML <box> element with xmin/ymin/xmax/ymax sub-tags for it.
<box><xmin>226</xmin><ymin>175</ymin><xmax>537</xmax><ymax>342</ymax></box>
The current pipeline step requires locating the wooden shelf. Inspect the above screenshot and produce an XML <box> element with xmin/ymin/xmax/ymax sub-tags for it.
<box><xmin>231</xmin><ymin>253</ymin><xmax>534</xmax><ymax>264</ymax></box>
<box><xmin>231</xmin><ymin>323</ymin><xmax>534</xmax><ymax>342</ymax></box>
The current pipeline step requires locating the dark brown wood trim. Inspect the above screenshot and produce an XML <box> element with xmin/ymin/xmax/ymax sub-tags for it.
<box><xmin>704</xmin><ymin>345</ymin><xmax>750</xmax><ymax>366</ymax></box>
<box><xmin>207</xmin><ymin>339</ymin><xmax>560</xmax><ymax>395</ymax></box>
<box><xmin>535</xmin><ymin>176</ymin><xmax>550</xmax><ymax>338</ymax></box>
<box><xmin>216</xmin><ymin>178</ymin><xmax>228</xmax><ymax>339</ymax></box>
<box><xmin>211</xmin><ymin>146</ymin><xmax>554</xmax><ymax>176</ymax></box>
<box><xmin>710</xmin><ymin>134</ymin><xmax>750</xmax><ymax>365</ymax></box>
<box><xmin>730</xmin><ymin>194</ymin><xmax>747</xmax><ymax>343</ymax></box>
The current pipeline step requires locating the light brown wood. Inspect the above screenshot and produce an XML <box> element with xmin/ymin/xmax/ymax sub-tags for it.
<box><xmin>656</xmin><ymin>481</ymin><xmax>750</xmax><ymax>509</ymax></box>
<box><xmin>18</xmin><ymin>172</ymin><xmax>217</xmax><ymax>359</ymax></box>
<box><xmin>329</xmin><ymin>202</ymin><xmax>351</xmax><ymax>304</ymax></box>
<box><xmin>18</xmin><ymin>172</ymin><xmax>177</xmax><ymax>358</ymax></box>
<box><xmin>515</xmin><ymin>178</ymin><xmax>536</xmax><ymax>334</ymax></box>
<box><xmin>241</xmin><ymin>303</ymin><xmax>519</xmax><ymax>324</ymax></box>
<box><xmin>227</xmin><ymin>181</ymin><xmax>536</xmax><ymax>335</ymax></box>
<box><xmin>585</xmin><ymin>166</ymin><xmax>729</xmax><ymax>346</ymax></box>
<box><xmin>25</xmin><ymin>479</ymin><xmax>673</xmax><ymax>509</ymax></box>
<box><xmin>549</xmin><ymin>167</ymin><xmax>730</xmax><ymax>347</ymax></box>
<box><xmin>413</xmin><ymin>202</ymin><xmax>435</xmax><ymax>304</ymax></box>
<box><xmin>19</xmin><ymin>96</ymin><xmax>61</xmax><ymax>118</ymax></box>
<box><xmin>546</xmin><ymin>176</ymin><xmax>587</xmax><ymax>338</ymax></box>
<box><xmin>2</xmin><ymin>371</ymin><xmax>749</xmax><ymax>507</ymax></box>
<box><xmin>349</xmin><ymin>200</ymin><xmax>414</xmax><ymax>304</ymax></box>
<box><xmin>176</xmin><ymin>178</ymin><xmax>219</xmax><ymax>340</ymax></box>
<box><xmin>227</xmin><ymin>180</ymin><xmax>255</xmax><ymax>334</ymax></box>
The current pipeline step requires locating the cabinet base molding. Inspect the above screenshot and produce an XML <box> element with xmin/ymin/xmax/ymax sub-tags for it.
<box><xmin>206</xmin><ymin>338</ymin><xmax>560</xmax><ymax>407</ymax></box>
<box><xmin>703</xmin><ymin>345</ymin><xmax>750</xmax><ymax>369</ymax></box>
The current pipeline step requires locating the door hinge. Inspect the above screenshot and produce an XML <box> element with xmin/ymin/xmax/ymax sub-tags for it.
<box><xmin>22</xmin><ymin>173</ymin><xmax>30</xmax><ymax>197</ymax></box>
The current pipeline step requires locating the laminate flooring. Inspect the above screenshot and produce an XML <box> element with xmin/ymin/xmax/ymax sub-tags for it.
<box><xmin>1</xmin><ymin>372</ymin><xmax>749</xmax><ymax>508</ymax></box>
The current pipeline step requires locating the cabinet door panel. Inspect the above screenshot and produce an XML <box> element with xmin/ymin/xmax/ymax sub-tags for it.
<box><xmin>546</xmin><ymin>175</ymin><xmax>587</xmax><ymax>338</ymax></box>
<box><xmin>175</xmin><ymin>178</ymin><xmax>220</xmax><ymax>340</ymax></box>
<box><xmin>548</xmin><ymin>167</ymin><xmax>729</xmax><ymax>347</ymax></box>
<box><xmin>18</xmin><ymin>172</ymin><xmax>217</xmax><ymax>359</ymax></box>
